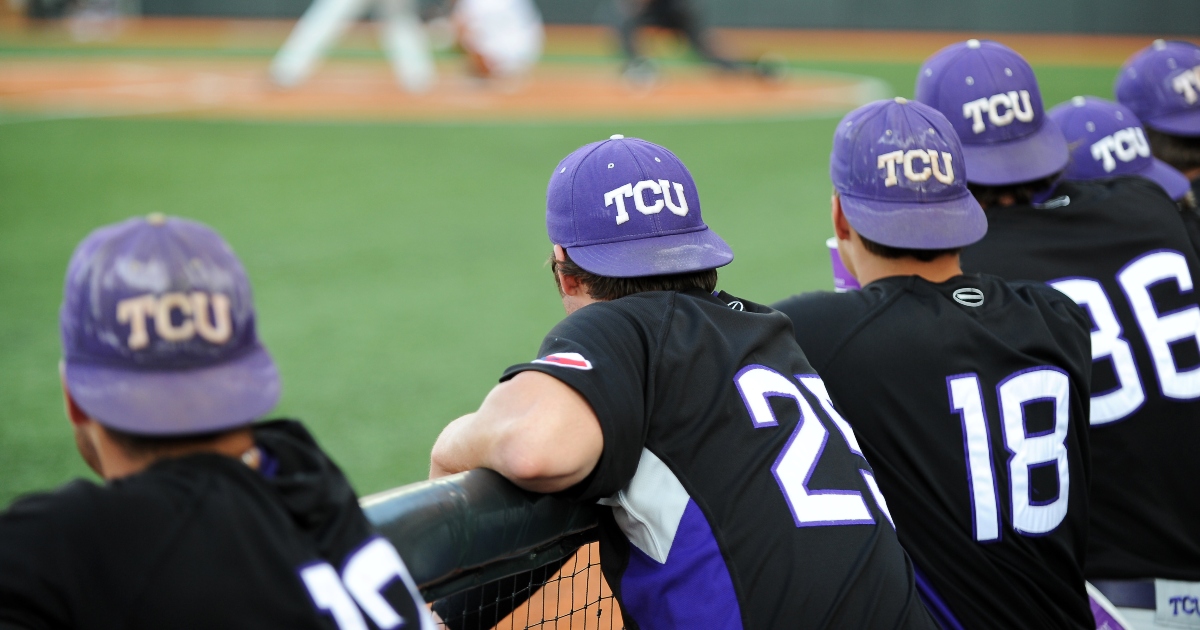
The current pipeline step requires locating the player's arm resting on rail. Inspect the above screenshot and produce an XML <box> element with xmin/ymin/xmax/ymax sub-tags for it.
<box><xmin>430</xmin><ymin>371</ymin><xmax>604</xmax><ymax>493</ymax></box>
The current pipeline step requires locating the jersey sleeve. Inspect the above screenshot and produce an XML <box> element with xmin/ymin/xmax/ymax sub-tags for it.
<box><xmin>500</xmin><ymin>301</ymin><xmax>657</xmax><ymax>502</ymax></box>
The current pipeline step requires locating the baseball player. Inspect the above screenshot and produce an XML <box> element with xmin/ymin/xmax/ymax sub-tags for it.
<box><xmin>916</xmin><ymin>39</ymin><xmax>1200</xmax><ymax>628</ymax></box>
<box><xmin>429</xmin><ymin>135</ymin><xmax>937</xmax><ymax>628</ymax></box>
<box><xmin>1048</xmin><ymin>96</ymin><xmax>1194</xmax><ymax>205</ymax></box>
<box><xmin>0</xmin><ymin>215</ymin><xmax>433</xmax><ymax>630</ymax></box>
<box><xmin>453</xmin><ymin>0</ymin><xmax>544</xmax><ymax>81</ymax></box>
<box><xmin>772</xmin><ymin>97</ymin><xmax>1097</xmax><ymax>629</ymax></box>
<box><xmin>271</xmin><ymin>0</ymin><xmax>435</xmax><ymax>92</ymax></box>
<box><xmin>1116</xmin><ymin>40</ymin><xmax>1200</xmax><ymax>204</ymax></box>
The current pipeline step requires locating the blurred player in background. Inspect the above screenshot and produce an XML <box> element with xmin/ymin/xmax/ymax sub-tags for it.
<box><xmin>429</xmin><ymin>136</ymin><xmax>936</xmax><ymax>629</ymax></box>
<box><xmin>453</xmin><ymin>0</ymin><xmax>543</xmax><ymax>81</ymax></box>
<box><xmin>773</xmin><ymin>97</ymin><xmax>1098</xmax><ymax>629</ymax></box>
<box><xmin>1116</xmin><ymin>40</ymin><xmax>1200</xmax><ymax>203</ymax></box>
<box><xmin>614</xmin><ymin>0</ymin><xmax>777</xmax><ymax>83</ymax></box>
<box><xmin>0</xmin><ymin>215</ymin><xmax>432</xmax><ymax>630</ymax></box>
<box><xmin>271</xmin><ymin>0</ymin><xmax>435</xmax><ymax>92</ymax></box>
<box><xmin>917</xmin><ymin>39</ymin><xmax>1200</xmax><ymax>629</ymax></box>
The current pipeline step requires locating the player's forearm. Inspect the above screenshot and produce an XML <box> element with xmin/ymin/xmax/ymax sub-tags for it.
<box><xmin>429</xmin><ymin>373</ymin><xmax>603</xmax><ymax>492</ymax></box>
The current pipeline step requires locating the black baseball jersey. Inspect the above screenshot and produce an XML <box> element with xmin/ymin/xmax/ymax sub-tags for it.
<box><xmin>501</xmin><ymin>289</ymin><xmax>935</xmax><ymax>630</ymax></box>
<box><xmin>0</xmin><ymin>420</ymin><xmax>432</xmax><ymax>630</ymax></box>
<box><xmin>774</xmin><ymin>274</ymin><xmax>1094</xmax><ymax>630</ymax></box>
<box><xmin>962</xmin><ymin>176</ymin><xmax>1200</xmax><ymax>581</ymax></box>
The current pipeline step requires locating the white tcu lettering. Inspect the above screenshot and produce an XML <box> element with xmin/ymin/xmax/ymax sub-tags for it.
<box><xmin>604</xmin><ymin>183</ymin><xmax>634</xmax><ymax>225</ymax></box>
<box><xmin>604</xmin><ymin>180</ymin><xmax>689</xmax><ymax>224</ymax></box>
<box><xmin>903</xmin><ymin>149</ymin><xmax>931</xmax><ymax>182</ymax></box>
<box><xmin>879</xmin><ymin>149</ymin><xmax>955</xmax><ymax>187</ymax></box>
<box><xmin>632</xmin><ymin>180</ymin><xmax>663</xmax><ymax>215</ymax></box>
<box><xmin>963</xmin><ymin>91</ymin><xmax>1034</xmax><ymax>134</ymax></box>
<box><xmin>878</xmin><ymin>150</ymin><xmax>904</xmax><ymax>187</ymax></box>
<box><xmin>1172</xmin><ymin>66</ymin><xmax>1200</xmax><ymax>105</ymax></box>
<box><xmin>115</xmin><ymin>291</ymin><xmax>234</xmax><ymax>350</ymax></box>
<box><xmin>1090</xmin><ymin>127</ymin><xmax>1151</xmax><ymax>172</ymax></box>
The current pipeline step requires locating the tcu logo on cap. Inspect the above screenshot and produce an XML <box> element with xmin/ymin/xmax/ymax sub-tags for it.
<box><xmin>962</xmin><ymin>91</ymin><xmax>1035</xmax><ymax>133</ymax></box>
<box><xmin>1173</xmin><ymin>66</ymin><xmax>1200</xmax><ymax>105</ymax></box>
<box><xmin>877</xmin><ymin>150</ymin><xmax>955</xmax><ymax>187</ymax></box>
<box><xmin>1091</xmin><ymin>127</ymin><xmax>1151</xmax><ymax>172</ymax></box>
<box><xmin>116</xmin><ymin>291</ymin><xmax>233</xmax><ymax>350</ymax></box>
<box><xmin>604</xmin><ymin>180</ymin><xmax>689</xmax><ymax>225</ymax></box>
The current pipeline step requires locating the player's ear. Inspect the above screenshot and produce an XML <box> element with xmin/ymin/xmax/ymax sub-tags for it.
<box><xmin>59</xmin><ymin>361</ymin><xmax>90</xmax><ymax>427</ymax></box>
<box><xmin>831</xmin><ymin>193</ymin><xmax>853</xmax><ymax>242</ymax></box>
<box><xmin>552</xmin><ymin>245</ymin><xmax>588</xmax><ymax>298</ymax></box>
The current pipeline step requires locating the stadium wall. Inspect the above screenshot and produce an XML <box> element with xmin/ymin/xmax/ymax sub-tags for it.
<box><xmin>139</xmin><ymin>0</ymin><xmax>1200</xmax><ymax>36</ymax></box>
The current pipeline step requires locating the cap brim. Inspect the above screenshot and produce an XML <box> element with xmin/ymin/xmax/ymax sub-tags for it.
<box><xmin>65</xmin><ymin>344</ymin><xmax>281</xmax><ymax>436</ymax></box>
<box><xmin>1138</xmin><ymin>158</ymin><xmax>1193</xmax><ymax>201</ymax></box>
<box><xmin>962</xmin><ymin>118</ymin><xmax>1070</xmax><ymax>186</ymax></box>
<box><xmin>839</xmin><ymin>191</ymin><xmax>987</xmax><ymax>249</ymax></box>
<box><xmin>565</xmin><ymin>227</ymin><xmax>734</xmax><ymax>278</ymax></box>
<box><xmin>1144</xmin><ymin>108</ymin><xmax>1200</xmax><ymax>136</ymax></box>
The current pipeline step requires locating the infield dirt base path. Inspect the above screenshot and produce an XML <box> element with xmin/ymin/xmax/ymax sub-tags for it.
<box><xmin>3</xmin><ymin>17</ymin><xmax>1191</xmax><ymax>123</ymax></box>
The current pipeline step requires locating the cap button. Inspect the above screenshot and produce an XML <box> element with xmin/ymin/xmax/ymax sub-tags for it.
<box><xmin>967</xmin><ymin>39</ymin><xmax>981</xmax><ymax>49</ymax></box>
<box><xmin>610</xmin><ymin>134</ymin><xmax>625</xmax><ymax>140</ymax></box>
<box><xmin>1071</xmin><ymin>95</ymin><xmax>1086</xmax><ymax>106</ymax></box>
<box><xmin>146</xmin><ymin>212</ymin><xmax>166</xmax><ymax>226</ymax></box>
<box><xmin>1153</xmin><ymin>39</ymin><xmax>1166</xmax><ymax>49</ymax></box>
<box><xmin>894</xmin><ymin>96</ymin><xmax>908</xmax><ymax>104</ymax></box>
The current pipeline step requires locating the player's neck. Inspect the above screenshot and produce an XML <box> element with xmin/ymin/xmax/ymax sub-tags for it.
<box><xmin>853</xmin><ymin>254</ymin><xmax>963</xmax><ymax>287</ymax></box>
<box><xmin>1185</xmin><ymin>166</ymin><xmax>1200</xmax><ymax>182</ymax></box>
<box><xmin>92</xmin><ymin>426</ymin><xmax>257</xmax><ymax>480</ymax></box>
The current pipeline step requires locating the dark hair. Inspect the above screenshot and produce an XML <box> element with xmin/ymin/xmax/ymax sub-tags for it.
<box><xmin>1145</xmin><ymin>127</ymin><xmax>1200</xmax><ymax>173</ymax></box>
<box><xmin>103</xmin><ymin>425</ymin><xmax>235</xmax><ymax>459</ymax></box>
<box><xmin>967</xmin><ymin>172</ymin><xmax>1062</xmax><ymax>208</ymax></box>
<box><xmin>551</xmin><ymin>249</ymin><xmax>718</xmax><ymax>301</ymax></box>
<box><xmin>857</xmin><ymin>234</ymin><xmax>961</xmax><ymax>262</ymax></box>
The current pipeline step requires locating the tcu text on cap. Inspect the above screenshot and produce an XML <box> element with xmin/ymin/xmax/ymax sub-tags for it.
<box><xmin>1175</xmin><ymin>66</ymin><xmax>1200</xmax><ymax>105</ymax></box>
<box><xmin>963</xmin><ymin>91</ymin><xmax>1034</xmax><ymax>133</ymax></box>
<box><xmin>604</xmin><ymin>179</ymin><xmax>689</xmax><ymax>225</ymax></box>
<box><xmin>1091</xmin><ymin>127</ymin><xmax>1151</xmax><ymax>172</ymax></box>
<box><xmin>116</xmin><ymin>291</ymin><xmax>233</xmax><ymax>350</ymax></box>
<box><xmin>877</xmin><ymin>149</ymin><xmax>955</xmax><ymax>187</ymax></box>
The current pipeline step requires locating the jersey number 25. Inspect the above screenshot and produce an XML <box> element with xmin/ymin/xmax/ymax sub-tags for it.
<box><xmin>735</xmin><ymin>366</ymin><xmax>893</xmax><ymax>528</ymax></box>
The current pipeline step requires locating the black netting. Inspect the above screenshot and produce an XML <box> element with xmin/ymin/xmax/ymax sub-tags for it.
<box><xmin>431</xmin><ymin>543</ymin><xmax>622</xmax><ymax>630</ymax></box>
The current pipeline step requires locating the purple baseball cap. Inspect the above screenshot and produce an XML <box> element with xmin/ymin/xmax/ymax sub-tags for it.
<box><xmin>831</xmin><ymin>97</ymin><xmax>986</xmax><ymax>249</ymax></box>
<box><xmin>916</xmin><ymin>39</ymin><xmax>1068</xmax><ymax>186</ymax></box>
<box><xmin>60</xmin><ymin>214</ymin><xmax>280</xmax><ymax>436</ymax></box>
<box><xmin>546</xmin><ymin>135</ymin><xmax>733</xmax><ymax>277</ymax></box>
<box><xmin>1115</xmin><ymin>40</ymin><xmax>1200</xmax><ymax>137</ymax></box>
<box><xmin>1048</xmin><ymin>96</ymin><xmax>1191</xmax><ymax>201</ymax></box>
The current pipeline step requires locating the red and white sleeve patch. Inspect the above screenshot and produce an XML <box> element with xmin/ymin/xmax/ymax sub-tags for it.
<box><xmin>531</xmin><ymin>352</ymin><xmax>593</xmax><ymax>370</ymax></box>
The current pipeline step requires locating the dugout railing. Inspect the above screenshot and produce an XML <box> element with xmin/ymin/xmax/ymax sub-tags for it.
<box><xmin>361</xmin><ymin>470</ymin><xmax>622</xmax><ymax>630</ymax></box>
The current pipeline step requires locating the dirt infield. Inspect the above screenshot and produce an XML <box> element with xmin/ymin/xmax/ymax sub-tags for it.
<box><xmin>0</xmin><ymin>57</ymin><xmax>882</xmax><ymax>122</ymax></box>
<box><xmin>4</xmin><ymin>16</ymin><xmax>1193</xmax><ymax>123</ymax></box>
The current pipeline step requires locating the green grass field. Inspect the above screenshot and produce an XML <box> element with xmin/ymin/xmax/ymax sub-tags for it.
<box><xmin>0</xmin><ymin>59</ymin><xmax>1121</xmax><ymax>506</ymax></box>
